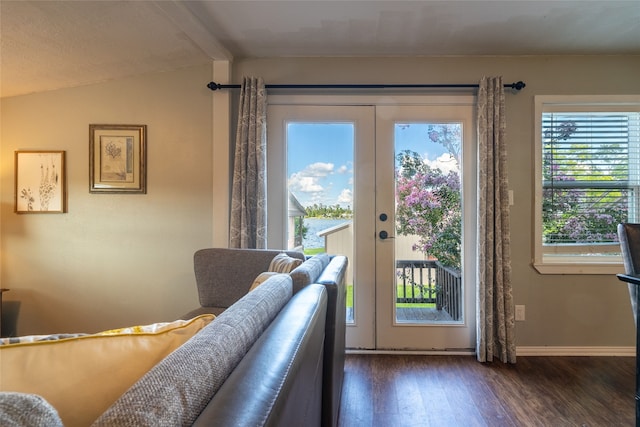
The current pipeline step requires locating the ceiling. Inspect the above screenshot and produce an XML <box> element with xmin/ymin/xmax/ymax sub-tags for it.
<box><xmin>1</xmin><ymin>0</ymin><xmax>639</xmax><ymax>98</ymax></box>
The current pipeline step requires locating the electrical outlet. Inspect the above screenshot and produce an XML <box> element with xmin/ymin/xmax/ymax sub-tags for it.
<box><xmin>515</xmin><ymin>305</ymin><xmax>525</xmax><ymax>321</ymax></box>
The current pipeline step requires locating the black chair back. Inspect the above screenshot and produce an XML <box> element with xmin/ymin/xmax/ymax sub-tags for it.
<box><xmin>618</xmin><ymin>223</ymin><xmax>640</xmax><ymax>324</ymax></box>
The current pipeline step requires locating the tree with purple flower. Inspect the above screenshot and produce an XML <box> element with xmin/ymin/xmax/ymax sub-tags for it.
<box><xmin>542</xmin><ymin>120</ymin><xmax>627</xmax><ymax>245</ymax></box>
<box><xmin>396</xmin><ymin>140</ymin><xmax>462</xmax><ymax>269</ymax></box>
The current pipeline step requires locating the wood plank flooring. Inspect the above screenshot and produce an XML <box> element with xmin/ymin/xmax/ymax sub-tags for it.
<box><xmin>337</xmin><ymin>354</ymin><xmax>635</xmax><ymax>427</ymax></box>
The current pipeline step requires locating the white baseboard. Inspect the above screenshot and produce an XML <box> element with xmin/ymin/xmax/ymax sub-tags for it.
<box><xmin>516</xmin><ymin>346</ymin><xmax>635</xmax><ymax>356</ymax></box>
<box><xmin>346</xmin><ymin>347</ymin><xmax>636</xmax><ymax>357</ymax></box>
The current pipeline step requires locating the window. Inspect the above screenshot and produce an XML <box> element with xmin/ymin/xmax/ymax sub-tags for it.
<box><xmin>534</xmin><ymin>96</ymin><xmax>640</xmax><ymax>274</ymax></box>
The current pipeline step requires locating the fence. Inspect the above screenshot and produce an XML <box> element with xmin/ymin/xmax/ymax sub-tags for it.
<box><xmin>396</xmin><ymin>260</ymin><xmax>462</xmax><ymax>321</ymax></box>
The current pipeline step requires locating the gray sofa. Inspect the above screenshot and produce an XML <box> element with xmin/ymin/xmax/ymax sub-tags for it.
<box><xmin>0</xmin><ymin>275</ymin><xmax>327</xmax><ymax>427</ymax></box>
<box><xmin>93</xmin><ymin>274</ymin><xmax>328</xmax><ymax>426</ymax></box>
<box><xmin>0</xmin><ymin>249</ymin><xmax>347</xmax><ymax>427</ymax></box>
<box><xmin>183</xmin><ymin>248</ymin><xmax>348</xmax><ymax>427</ymax></box>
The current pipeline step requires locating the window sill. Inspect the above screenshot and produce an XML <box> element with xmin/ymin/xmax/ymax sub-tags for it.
<box><xmin>533</xmin><ymin>260</ymin><xmax>624</xmax><ymax>275</ymax></box>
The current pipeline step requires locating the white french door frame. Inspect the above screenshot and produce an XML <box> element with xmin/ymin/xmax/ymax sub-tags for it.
<box><xmin>375</xmin><ymin>103</ymin><xmax>477</xmax><ymax>351</ymax></box>
<box><xmin>267</xmin><ymin>101</ymin><xmax>375</xmax><ymax>349</ymax></box>
<box><xmin>267</xmin><ymin>94</ymin><xmax>476</xmax><ymax>351</ymax></box>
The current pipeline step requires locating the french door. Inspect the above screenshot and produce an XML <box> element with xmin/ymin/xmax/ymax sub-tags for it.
<box><xmin>267</xmin><ymin>96</ymin><xmax>476</xmax><ymax>351</ymax></box>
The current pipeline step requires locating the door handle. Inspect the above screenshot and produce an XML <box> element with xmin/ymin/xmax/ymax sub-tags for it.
<box><xmin>379</xmin><ymin>230</ymin><xmax>395</xmax><ymax>240</ymax></box>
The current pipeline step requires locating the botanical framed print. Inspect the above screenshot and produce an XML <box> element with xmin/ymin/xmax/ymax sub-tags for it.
<box><xmin>89</xmin><ymin>124</ymin><xmax>147</xmax><ymax>193</ymax></box>
<box><xmin>15</xmin><ymin>150</ymin><xmax>67</xmax><ymax>213</ymax></box>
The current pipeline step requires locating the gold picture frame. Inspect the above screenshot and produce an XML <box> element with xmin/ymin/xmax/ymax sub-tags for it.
<box><xmin>89</xmin><ymin>124</ymin><xmax>147</xmax><ymax>194</ymax></box>
<box><xmin>15</xmin><ymin>150</ymin><xmax>67</xmax><ymax>213</ymax></box>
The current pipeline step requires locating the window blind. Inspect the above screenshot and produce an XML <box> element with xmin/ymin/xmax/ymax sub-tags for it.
<box><xmin>542</xmin><ymin>112</ymin><xmax>640</xmax><ymax>245</ymax></box>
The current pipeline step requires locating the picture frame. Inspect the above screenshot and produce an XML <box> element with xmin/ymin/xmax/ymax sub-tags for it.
<box><xmin>15</xmin><ymin>150</ymin><xmax>67</xmax><ymax>213</ymax></box>
<box><xmin>89</xmin><ymin>124</ymin><xmax>147</xmax><ymax>194</ymax></box>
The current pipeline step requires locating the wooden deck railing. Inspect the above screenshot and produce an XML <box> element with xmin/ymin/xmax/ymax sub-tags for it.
<box><xmin>396</xmin><ymin>260</ymin><xmax>462</xmax><ymax>321</ymax></box>
<box><xmin>435</xmin><ymin>262</ymin><xmax>462</xmax><ymax>321</ymax></box>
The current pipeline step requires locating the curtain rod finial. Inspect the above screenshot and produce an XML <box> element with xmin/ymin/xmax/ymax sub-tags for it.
<box><xmin>511</xmin><ymin>81</ymin><xmax>526</xmax><ymax>91</ymax></box>
<box><xmin>207</xmin><ymin>81</ymin><xmax>221</xmax><ymax>91</ymax></box>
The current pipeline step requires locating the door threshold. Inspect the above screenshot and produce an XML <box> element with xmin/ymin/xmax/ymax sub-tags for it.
<box><xmin>346</xmin><ymin>349</ymin><xmax>475</xmax><ymax>356</ymax></box>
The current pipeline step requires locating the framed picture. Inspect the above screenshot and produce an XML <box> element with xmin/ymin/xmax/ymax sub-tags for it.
<box><xmin>15</xmin><ymin>151</ymin><xmax>67</xmax><ymax>213</ymax></box>
<box><xmin>89</xmin><ymin>124</ymin><xmax>147</xmax><ymax>193</ymax></box>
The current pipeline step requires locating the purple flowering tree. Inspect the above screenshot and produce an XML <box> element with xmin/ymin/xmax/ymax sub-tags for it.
<box><xmin>396</xmin><ymin>145</ymin><xmax>462</xmax><ymax>270</ymax></box>
<box><xmin>542</xmin><ymin>121</ymin><xmax>627</xmax><ymax>244</ymax></box>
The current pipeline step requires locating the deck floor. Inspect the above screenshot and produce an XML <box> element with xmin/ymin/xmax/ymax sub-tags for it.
<box><xmin>346</xmin><ymin>307</ymin><xmax>456</xmax><ymax>324</ymax></box>
<box><xmin>396</xmin><ymin>307</ymin><xmax>454</xmax><ymax>322</ymax></box>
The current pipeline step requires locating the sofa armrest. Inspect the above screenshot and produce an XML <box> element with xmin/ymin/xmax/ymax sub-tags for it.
<box><xmin>194</xmin><ymin>284</ymin><xmax>327</xmax><ymax>427</ymax></box>
<box><xmin>316</xmin><ymin>255</ymin><xmax>348</xmax><ymax>427</ymax></box>
<box><xmin>193</xmin><ymin>248</ymin><xmax>304</xmax><ymax>309</ymax></box>
<box><xmin>0</xmin><ymin>393</ymin><xmax>63</xmax><ymax>427</ymax></box>
<box><xmin>94</xmin><ymin>275</ymin><xmax>294</xmax><ymax>427</ymax></box>
<box><xmin>290</xmin><ymin>253</ymin><xmax>331</xmax><ymax>294</ymax></box>
<box><xmin>181</xmin><ymin>306</ymin><xmax>226</xmax><ymax>320</ymax></box>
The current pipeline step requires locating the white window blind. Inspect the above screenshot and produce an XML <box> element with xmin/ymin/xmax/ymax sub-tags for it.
<box><xmin>542</xmin><ymin>112</ymin><xmax>640</xmax><ymax>246</ymax></box>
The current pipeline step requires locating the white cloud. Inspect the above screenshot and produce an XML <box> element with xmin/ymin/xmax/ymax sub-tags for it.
<box><xmin>425</xmin><ymin>153</ymin><xmax>459</xmax><ymax>174</ymax></box>
<box><xmin>288</xmin><ymin>172</ymin><xmax>323</xmax><ymax>193</ymax></box>
<box><xmin>288</xmin><ymin>162</ymin><xmax>335</xmax><ymax>195</ymax></box>
<box><xmin>288</xmin><ymin>162</ymin><xmax>354</xmax><ymax>207</ymax></box>
<box><xmin>306</xmin><ymin>162</ymin><xmax>334</xmax><ymax>176</ymax></box>
<box><xmin>337</xmin><ymin>188</ymin><xmax>353</xmax><ymax>205</ymax></box>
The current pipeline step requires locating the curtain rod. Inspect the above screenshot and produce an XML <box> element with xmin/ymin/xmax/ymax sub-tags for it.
<box><xmin>207</xmin><ymin>81</ymin><xmax>526</xmax><ymax>91</ymax></box>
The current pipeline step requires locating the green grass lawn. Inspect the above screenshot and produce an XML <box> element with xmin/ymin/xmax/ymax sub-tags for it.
<box><xmin>303</xmin><ymin>247</ymin><xmax>326</xmax><ymax>256</ymax></box>
<box><xmin>345</xmin><ymin>284</ymin><xmax>436</xmax><ymax>309</ymax></box>
<box><xmin>305</xmin><ymin>251</ymin><xmax>437</xmax><ymax>310</ymax></box>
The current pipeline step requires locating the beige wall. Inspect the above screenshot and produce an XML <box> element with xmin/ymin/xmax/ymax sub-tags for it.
<box><xmin>1</xmin><ymin>64</ymin><xmax>217</xmax><ymax>335</ymax></box>
<box><xmin>236</xmin><ymin>55</ymin><xmax>640</xmax><ymax>348</ymax></box>
<box><xmin>3</xmin><ymin>56</ymin><xmax>640</xmax><ymax>349</ymax></box>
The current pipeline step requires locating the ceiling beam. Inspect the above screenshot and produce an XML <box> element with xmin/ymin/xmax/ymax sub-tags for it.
<box><xmin>152</xmin><ymin>1</ymin><xmax>233</xmax><ymax>61</ymax></box>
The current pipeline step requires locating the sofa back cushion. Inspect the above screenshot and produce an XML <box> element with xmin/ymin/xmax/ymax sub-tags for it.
<box><xmin>93</xmin><ymin>273</ymin><xmax>293</xmax><ymax>427</ymax></box>
<box><xmin>290</xmin><ymin>253</ymin><xmax>331</xmax><ymax>293</ymax></box>
<box><xmin>193</xmin><ymin>248</ymin><xmax>303</xmax><ymax>308</ymax></box>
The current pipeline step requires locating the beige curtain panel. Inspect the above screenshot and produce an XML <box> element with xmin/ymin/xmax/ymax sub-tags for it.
<box><xmin>476</xmin><ymin>76</ymin><xmax>516</xmax><ymax>363</ymax></box>
<box><xmin>230</xmin><ymin>77</ymin><xmax>267</xmax><ymax>249</ymax></box>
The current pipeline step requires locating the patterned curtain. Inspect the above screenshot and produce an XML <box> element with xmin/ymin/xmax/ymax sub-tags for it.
<box><xmin>476</xmin><ymin>76</ymin><xmax>516</xmax><ymax>363</ymax></box>
<box><xmin>229</xmin><ymin>77</ymin><xmax>267</xmax><ymax>249</ymax></box>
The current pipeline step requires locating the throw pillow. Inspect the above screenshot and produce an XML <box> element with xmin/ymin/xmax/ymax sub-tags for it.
<box><xmin>249</xmin><ymin>271</ymin><xmax>279</xmax><ymax>291</ymax></box>
<box><xmin>268</xmin><ymin>252</ymin><xmax>303</xmax><ymax>273</ymax></box>
<box><xmin>0</xmin><ymin>314</ymin><xmax>214</xmax><ymax>427</ymax></box>
<box><xmin>0</xmin><ymin>333</ymin><xmax>87</xmax><ymax>345</ymax></box>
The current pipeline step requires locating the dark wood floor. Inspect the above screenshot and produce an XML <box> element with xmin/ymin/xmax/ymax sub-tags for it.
<box><xmin>338</xmin><ymin>354</ymin><xmax>635</xmax><ymax>427</ymax></box>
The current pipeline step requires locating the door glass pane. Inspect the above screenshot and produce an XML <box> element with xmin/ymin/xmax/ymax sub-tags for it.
<box><xmin>286</xmin><ymin>123</ymin><xmax>356</xmax><ymax>323</ymax></box>
<box><xmin>394</xmin><ymin>123</ymin><xmax>463</xmax><ymax>324</ymax></box>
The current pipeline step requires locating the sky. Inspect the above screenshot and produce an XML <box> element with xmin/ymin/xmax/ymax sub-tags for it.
<box><xmin>286</xmin><ymin>121</ymin><xmax>461</xmax><ymax>209</ymax></box>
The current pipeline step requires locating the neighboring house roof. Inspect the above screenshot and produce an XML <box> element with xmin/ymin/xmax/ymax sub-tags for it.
<box><xmin>288</xmin><ymin>192</ymin><xmax>306</xmax><ymax>217</ymax></box>
<box><xmin>318</xmin><ymin>222</ymin><xmax>351</xmax><ymax>237</ymax></box>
